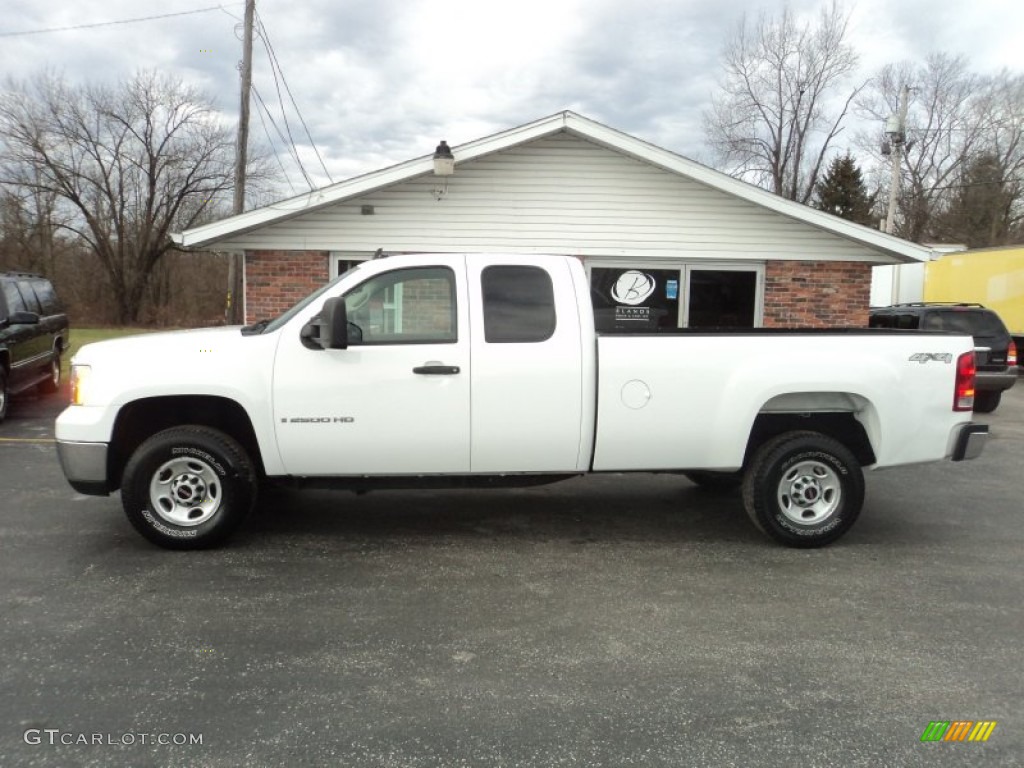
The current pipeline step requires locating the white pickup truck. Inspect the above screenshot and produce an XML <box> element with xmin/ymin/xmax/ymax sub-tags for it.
<box><xmin>56</xmin><ymin>253</ymin><xmax>988</xmax><ymax>549</ymax></box>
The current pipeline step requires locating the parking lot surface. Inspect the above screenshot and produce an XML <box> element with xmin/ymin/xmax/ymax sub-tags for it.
<box><xmin>1</xmin><ymin>385</ymin><xmax>1022</xmax><ymax>767</ymax></box>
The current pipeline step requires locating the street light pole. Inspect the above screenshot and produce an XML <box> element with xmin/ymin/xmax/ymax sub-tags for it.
<box><xmin>228</xmin><ymin>0</ymin><xmax>255</xmax><ymax>324</ymax></box>
<box><xmin>883</xmin><ymin>84</ymin><xmax>910</xmax><ymax>235</ymax></box>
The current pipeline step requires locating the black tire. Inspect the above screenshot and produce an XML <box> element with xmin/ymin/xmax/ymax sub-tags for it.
<box><xmin>973</xmin><ymin>391</ymin><xmax>1001</xmax><ymax>414</ymax></box>
<box><xmin>742</xmin><ymin>431</ymin><xmax>864</xmax><ymax>548</ymax></box>
<box><xmin>0</xmin><ymin>368</ymin><xmax>9</xmax><ymax>423</ymax></box>
<box><xmin>37</xmin><ymin>349</ymin><xmax>61</xmax><ymax>395</ymax></box>
<box><xmin>684</xmin><ymin>470</ymin><xmax>742</xmax><ymax>492</ymax></box>
<box><xmin>121</xmin><ymin>426</ymin><xmax>257</xmax><ymax>550</ymax></box>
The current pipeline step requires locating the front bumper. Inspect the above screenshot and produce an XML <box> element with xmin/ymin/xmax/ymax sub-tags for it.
<box><xmin>56</xmin><ymin>440</ymin><xmax>111</xmax><ymax>495</ymax></box>
<box><xmin>951</xmin><ymin>423</ymin><xmax>988</xmax><ymax>462</ymax></box>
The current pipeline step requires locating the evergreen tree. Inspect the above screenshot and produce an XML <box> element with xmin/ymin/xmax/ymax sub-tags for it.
<box><xmin>812</xmin><ymin>153</ymin><xmax>878</xmax><ymax>226</ymax></box>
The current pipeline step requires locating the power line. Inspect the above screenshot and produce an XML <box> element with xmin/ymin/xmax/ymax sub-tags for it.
<box><xmin>252</xmin><ymin>84</ymin><xmax>313</xmax><ymax>190</ymax></box>
<box><xmin>254</xmin><ymin>10</ymin><xmax>333</xmax><ymax>184</ymax></box>
<box><xmin>255</xmin><ymin>28</ymin><xmax>311</xmax><ymax>188</ymax></box>
<box><xmin>0</xmin><ymin>5</ymin><xmax>232</xmax><ymax>38</ymax></box>
<box><xmin>251</xmin><ymin>87</ymin><xmax>298</xmax><ymax>195</ymax></box>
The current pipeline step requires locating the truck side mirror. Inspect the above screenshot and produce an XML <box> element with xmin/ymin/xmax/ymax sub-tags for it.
<box><xmin>300</xmin><ymin>297</ymin><xmax>349</xmax><ymax>350</ymax></box>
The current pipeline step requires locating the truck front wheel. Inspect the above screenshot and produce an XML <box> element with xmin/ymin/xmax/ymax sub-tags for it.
<box><xmin>121</xmin><ymin>426</ymin><xmax>257</xmax><ymax>550</ymax></box>
<box><xmin>742</xmin><ymin>431</ymin><xmax>864</xmax><ymax>548</ymax></box>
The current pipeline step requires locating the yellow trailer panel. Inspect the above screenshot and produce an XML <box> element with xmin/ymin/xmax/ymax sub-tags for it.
<box><xmin>925</xmin><ymin>246</ymin><xmax>1024</xmax><ymax>334</ymax></box>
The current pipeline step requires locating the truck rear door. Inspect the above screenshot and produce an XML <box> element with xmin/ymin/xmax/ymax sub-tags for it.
<box><xmin>466</xmin><ymin>257</ymin><xmax>591</xmax><ymax>472</ymax></box>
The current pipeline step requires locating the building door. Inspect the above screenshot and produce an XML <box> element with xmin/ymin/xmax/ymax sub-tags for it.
<box><xmin>682</xmin><ymin>268</ymin><xmax>760</xmax><ymax>328</ymax></box>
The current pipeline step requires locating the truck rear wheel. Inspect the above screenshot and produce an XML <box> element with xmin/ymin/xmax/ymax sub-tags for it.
<box><xmin>742</xmin><ymin>431</ymin><xmax>864</xmax><ymax>548</ymax></box>
<box><xmin>121</xmin><ymin>426</ymin><xmax>257</xmax><ymax>550</ymax></box>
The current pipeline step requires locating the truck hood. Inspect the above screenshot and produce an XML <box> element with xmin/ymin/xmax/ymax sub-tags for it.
<box><xmin>71</xmin><ymin>326</ymin><xmax>279</xmax><ymax>407</ymax></box>
<box><xmin>72</xmin><ymin>326</ymin><xmax>248</xmax><ymax>367</ymax></box>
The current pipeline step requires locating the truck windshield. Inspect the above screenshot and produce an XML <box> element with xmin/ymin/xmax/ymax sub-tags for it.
<box><xmin>257</xmin><ymin>263</ymin><xmax>364</xmax><ymax>335</ymax></box>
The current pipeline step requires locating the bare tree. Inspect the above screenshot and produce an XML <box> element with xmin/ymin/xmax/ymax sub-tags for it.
<box><xmin>973</xmin><ymin>70</ymin><xmax>1024</xmax><ymax>243</ymax></box>
<box><xmin>0</xmin><ymin>179</ymin><xmax>63</xmax><ymax>275</ymax></box>
<box><xmin>0</xmin><ymin>71</ymin><xmax>257</xmax><ymax>323</ymax></box>
<box><xmin>703</xmin><ymin>1</ymin><xmax>863</xmax><ymax>203</ymax></box>
<box><xmin>856</xmin><ymin>54</ymin><xmax>989</xmax><ymax>242</ymax></box>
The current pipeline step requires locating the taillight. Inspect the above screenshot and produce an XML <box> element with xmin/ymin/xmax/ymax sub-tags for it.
<box><xmin>1009</xmin><ymin>339</ymin><xmax>1018</xmax><ymax>367</ymax></box>
<box><xmin>954</xmin><ymin>352</ymin><xmax>976</xmax><ymax>412</ymax></box>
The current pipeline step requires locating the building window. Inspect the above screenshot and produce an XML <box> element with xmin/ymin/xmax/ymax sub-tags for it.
<box><xmin>330</xmin><ymin>252</ymin><xmax>371</xmax><ymax>278</ymax></box>
<box><xmin>590</xmin><ymin>267</ymin><xmax>680</xmax><ymax>332</ymax></box>
<box><xmin>589</xmin><ymin>263</ymin><xmax>763</xmax><ymax>332</ymax></box>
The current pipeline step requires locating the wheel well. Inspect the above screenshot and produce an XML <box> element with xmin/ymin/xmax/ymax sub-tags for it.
<box><xmin>745</xmin><ymin>412</ymin><xmax>876</xmax><ymax>469</ymax></box>
<box><xmin>108</xmin><ymin>396</ymin><xmax>265</xmax><ymax>491</ymax></box>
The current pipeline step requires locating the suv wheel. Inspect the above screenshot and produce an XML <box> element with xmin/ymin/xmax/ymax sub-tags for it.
<box><xmin>0</xmin><ymin>368</ymin><xmax>8</xmax><ymax>423</ymax></box>
<box><xmin>37</xmin><ymin>350</ymin><xmax>61</xmax><ymax>395</ymax></box>
<box><xmin>974</xmin><ymin>391</ymin><xmax>1002</xmax><ymax>414</ymax></box>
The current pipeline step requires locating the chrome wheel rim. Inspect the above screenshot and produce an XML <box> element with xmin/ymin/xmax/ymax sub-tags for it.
<box><xmin>149</xmin><ymin>456</ymin><xmax>222</xmax><ymax>526</ymax></box>
<box><xmin>777</xmin><ymin>460</ymin><xmax>841</xmax><ymax>525</ymax></box>
<box><xmin>51</xmin><ymin>358</ymin><xmax>60</xmax><ymax>387</ymax></box>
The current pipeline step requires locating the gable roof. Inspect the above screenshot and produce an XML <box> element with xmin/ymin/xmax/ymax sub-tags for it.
<box><xmin>173</xmin><ymin>111</ymin><xmax>931</xmax><ymax>263</ymax></box>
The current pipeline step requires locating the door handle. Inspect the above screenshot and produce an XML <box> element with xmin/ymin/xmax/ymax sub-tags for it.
<box><xmin>413</xmin><ymin>365</ymin><xmax>461</xmax><ymax>375</ymax></box>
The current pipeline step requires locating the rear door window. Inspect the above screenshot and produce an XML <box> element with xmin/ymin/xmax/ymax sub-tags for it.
<box><xmin>869</xmin><ymin>313</ymin><xmax>892</xmax><ymax>328</ymax></box>
<box><xmin>16</xmin><ymin>280</ymin><xmax>42</xmax><ymax>314</ymax></box>
<box><xmin>480</xmin><ymin>266</ymin><xmax>556</xmax><ymax>343</ymax></box>
<box><xmin>31</xmin><ymin>280</ymin><xmax>60</xmax><ymax>315</ymax></box>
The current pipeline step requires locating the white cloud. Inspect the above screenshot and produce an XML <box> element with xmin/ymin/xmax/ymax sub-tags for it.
<box><xmin>1</xmin><ymin>0</ymin><xmax>1021</xmax><ymax>200</ymax></box>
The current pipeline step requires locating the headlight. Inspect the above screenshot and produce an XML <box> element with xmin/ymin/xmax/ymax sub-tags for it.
<box><xmin>70</xmin><ymin>364</ymin><xmax>92</xmax><ymax>405</ymax></box>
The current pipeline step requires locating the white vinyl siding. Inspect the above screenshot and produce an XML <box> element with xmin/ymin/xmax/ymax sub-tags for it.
<box><xmin>215</xmin><ymin>133</ymin><xmax>888</xmax><ymax>262</ymax></box>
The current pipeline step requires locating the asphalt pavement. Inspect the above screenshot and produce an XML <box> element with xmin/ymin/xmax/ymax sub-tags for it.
<box><xmin>1</xmin><ymin>383</ymin><xmax>1022</xmax><ymax>767</ymax></box>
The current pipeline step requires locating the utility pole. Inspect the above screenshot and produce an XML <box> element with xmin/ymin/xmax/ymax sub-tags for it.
<box><xmin>883</xmin><ymin>84</ymin><xmax>911</xmax><ymax>235</ymax></box>
<box><xmin>228</xmin><ymin>0</ymin><xmax>255</xmax><ymax>324</ymax></box>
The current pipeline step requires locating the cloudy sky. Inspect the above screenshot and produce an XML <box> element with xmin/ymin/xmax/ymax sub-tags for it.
<box><xmin>2</xmin><ymin>0</ymin><xmax>1021</xmax><ymax>197</ymax></box>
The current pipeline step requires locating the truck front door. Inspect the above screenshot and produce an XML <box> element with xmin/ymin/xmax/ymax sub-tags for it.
<box><xmin>272</xmin><ymin>257</ymin><xmax>471</xmax><ymax>476</ymax></box>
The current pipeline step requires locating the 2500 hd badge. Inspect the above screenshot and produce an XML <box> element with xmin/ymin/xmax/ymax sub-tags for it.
<box><xmin>282</xmin><ymin>417</ymin><xmax>355</xmax><ymax>424</ymax></box>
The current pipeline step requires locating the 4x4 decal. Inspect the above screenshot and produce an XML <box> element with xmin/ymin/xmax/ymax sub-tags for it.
<box><xmin>909</xmin><ymin>353</ymin><xmax>953</xmax><ymax>364</ymax></box>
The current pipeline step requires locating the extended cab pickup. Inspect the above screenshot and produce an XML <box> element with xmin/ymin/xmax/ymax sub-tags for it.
<box><xmin>55</xmin><ymin>254</ymin><xmax>988</xmax><ymax>549</ymax></box>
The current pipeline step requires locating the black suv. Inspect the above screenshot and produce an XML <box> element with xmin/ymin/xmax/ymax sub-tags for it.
<box><xmin>0</xmin><ymin>272</ymin><xmax>69</xmax><ymax>422</ymax></box>
<box><xmin>869</xmin><ymin>303</ymin><xmax>1018</xmax><ymax>413</ymax></box>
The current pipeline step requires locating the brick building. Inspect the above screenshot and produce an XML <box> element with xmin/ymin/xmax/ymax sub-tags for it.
<box><xmin>173</xmin><ymin>112</ymin><xmax>932</xmax><ymax>328</ymax></box>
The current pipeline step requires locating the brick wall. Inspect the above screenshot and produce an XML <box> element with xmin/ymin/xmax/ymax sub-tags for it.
<box><xmin>243</xmin><ymin>251</ymin><xmax>875</xmax><ymax>329</ymax></box>
<box><xmin>244</xmin><ymin>250</ymin><xmax>329</xmax><ymax>324</ymax></box>
<box><xmin>762</xmin><ymin>261</ymin><xmax>873</xmax><ymax>328</ymax></box>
